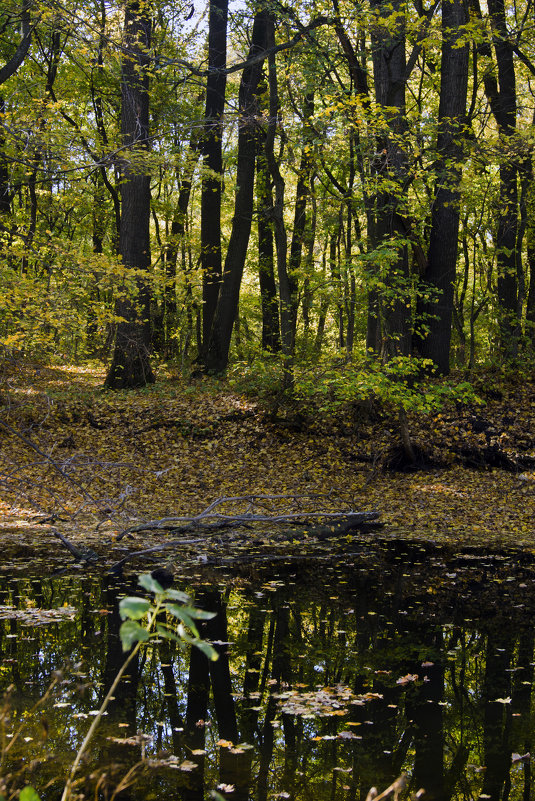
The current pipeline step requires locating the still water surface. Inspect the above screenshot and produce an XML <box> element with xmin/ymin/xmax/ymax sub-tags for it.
<box><xmin>0</xmin><ymin>540</ymin><xmax>534</xmax><ymax>801</ymax></box>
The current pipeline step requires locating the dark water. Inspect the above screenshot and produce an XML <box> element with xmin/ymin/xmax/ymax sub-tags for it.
<box><xmin>1</xmin><ymin>540</ymin><xmax>535</xmax><ymax>801</ymax></box>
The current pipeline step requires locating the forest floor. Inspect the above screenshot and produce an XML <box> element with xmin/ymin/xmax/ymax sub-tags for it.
<box><xmin>1</xmin><ymin>359</ymin><xmax>535</xmax><ymax>571</ymax></box>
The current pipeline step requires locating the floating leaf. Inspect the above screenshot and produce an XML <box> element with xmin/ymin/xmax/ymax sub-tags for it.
<box><xmin>396</xmin><ymin>674</ymin><xmax>419</xmax><ymax>686</ymax></box>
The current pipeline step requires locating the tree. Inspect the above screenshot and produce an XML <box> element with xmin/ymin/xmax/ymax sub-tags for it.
<box><xmin>0</xmin><ymin>0</ymin><xmax>32</xmax><ymax>86</ymax></box>
<box><xmin>204</xmin><ymin>9</ymin><xmax>269</xmax><ymax>373</ymax></box>
<box><xmin>105</xmin><ymin>0</ymin><xmax>155</xmax><ymax>389</ymax></box>
<box><xmin>0</xmin><ymin>0</ymin><xmax>32</xmax><ymax>228</ymax></box>
<box><xmin>200</xmin><ymin>0</ymin><xmax>228</xmax><ymax>351</ymax></box>
<box><xmin>484</xmin><ymin>0</ymin><xmax>521</xmax><ymax>358</ymax></box>
<box><xmin>417</xmin><ymin>0</ymin><xmax>469</xmax><ymax>374</ymax></box>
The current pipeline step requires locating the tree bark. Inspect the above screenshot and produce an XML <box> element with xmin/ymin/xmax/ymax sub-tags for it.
<box><xmin>204</xmin><ymin>10</ymin><xmax>269</xmax><ymax>373</ymax></box>
<box><xmin>368</xmin><ymin>0</ymin><xmax>411</xmax><ymax>360</ymax></box>
<box><xmin>257</xmin><ymin>141</ymin><xmax>281</xmax><ymax>351</ymax></box>
<box><xmin>264</xmin><ymin>16</ymin><xmax>294</xmax><ymax>380</ymax></box>
<box><xmin>287</xmin><ymin>92</ymin><xmax>315</xmax><ymax>347</ymax></box>
<box><xmin>0</xmin><ymin>0</ymin><xmax>32</xmax><ymax>86</ymax></box>
<box><xmin>201</xmin><ymin>0</ymin><xmax>228</xmax><ymax>351</ymax></box>
<box><xmin>417</xmin><ymin>0</ymin><xmax>469</xmax><ymax>374</ymax></box>
<box><xmin>479</xmin><ymin>0</ymin><xmax>520</xmax><ymax>358</ymax></box>
<box><xmin>105</xmin><ymin>0</ymin><xmax>155</xmax><ymax>389</ymax></box>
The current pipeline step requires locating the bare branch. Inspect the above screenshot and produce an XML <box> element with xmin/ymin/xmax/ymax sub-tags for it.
<box><xmin>116</xmin><ymin>494</ymin><xmax>379</xmax><ymax>540</ymax></box>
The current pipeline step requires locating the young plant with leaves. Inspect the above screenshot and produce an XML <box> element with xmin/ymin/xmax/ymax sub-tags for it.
<box><xmin>58</xmin><ymin>572</ymin><xmax>218</xmax><ymax>801</ymax></box>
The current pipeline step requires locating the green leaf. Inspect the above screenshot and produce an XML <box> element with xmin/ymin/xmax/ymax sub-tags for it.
<box><xmin>193</xmin><ymin>639</ymin><xmax>219</xmax><ymax>662</ymax></box>
<box><xmin>20</xmin><ymin>788</ymin><xmax>41</xmax><ymax>801</ymax></box>
<box><xmin>165</xmin><ymin>604</ymin><xmax>200</xmax><ymax>637</ymax></box>
<box><xmin>163</xmin><ymin>588</ymin><xmax>190</xmax><ymax>603</ymax></box>
<box><xmin>119</xmin><ymin>620</ymin><xmax>150</xmax><ymax>651</ymax></box>
<box><xmin>138</xmin><ymin>574</ymin><xmax>164</xmax><ymax>594</ymax></box>
<box><xmin>119</xmin><ymin>596</ymin><xmax>150</xmax><ymax>620</ymax></box>
<box><xmin>155</xmin><ymin>624</ymin><xmax>185</xmax><ymax>645</ymax></box>
<box><xmin>184</xmin><ymin>607</ymin><xmax>217</xmax><ymax>621</ymax></box>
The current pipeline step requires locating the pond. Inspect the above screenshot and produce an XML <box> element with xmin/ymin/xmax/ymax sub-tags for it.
<box><xmin>1</xmin><ymin>539</ymin><xmax>534</xmax><ymax>801</ymax></box>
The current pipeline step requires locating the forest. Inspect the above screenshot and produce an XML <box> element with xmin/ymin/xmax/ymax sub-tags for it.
<box><xmin>0</xmin><ymin>0</ymin><xmax>534</xmax><ymax>386</ymax></box>
<box><xmin>3</xmin><ymin>0</ymin><xmax>535</xmax><ymax>799</ymax></box>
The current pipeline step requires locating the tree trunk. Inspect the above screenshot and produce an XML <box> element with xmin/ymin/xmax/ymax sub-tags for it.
<box><xmin>257</xmin><ymin>142</ymin><xmax>281</xmax><ymax>352</ymax></box>
<box><xmin>105</xmin><ymin>0</ymin><xmax>155</xmax><ymax>389</ymax></box>
<box><xmin>0</xmin><ymin>95</ymin><xmax>11</xmax><ymax>223</ymax></box>
<box><xmin>368</xmin><ymin>0</ymin><xmax>411</xmax><ymax>360</ymax></box>
<box><xmin>200</xmin><ymin>0</ymin><xmax>228</xmax><ymax>351</ymax></box>
<box><xmin>264</xmin><ymin>21</ymin><xmax>294</xmax><ymax>371</ymax></box>
<box><xmin>204</xmin><ymin>10</ymin><xmax>268</xmax><ymax>373</ymax></box>
<box><xmin>0</xmin><ymin>0</ymin><xmax>32</xmax><ymax>86</ymax></box>
<box><xmin>162</xmin><ymin>136</ymin><xmax>201</xmax><ymax>356</ymax></box>
<box><xmin>287</xmin><ymin>92</ymin><xmax>315</xmax><ymax>347</ymax></box>
<box><xmin>525</xmin><ymin>171</ymin><xmax>535</xmax><ymax>340</ymax></box>
<box><xmin>479</xmin><ymin>0</ymin><xmax>520</xmax><ymax>358</ymax></box>
<box><xmin>417</xmin><ymin>0</ymin><xmax>469</xmax><ymax>374</ymax></box>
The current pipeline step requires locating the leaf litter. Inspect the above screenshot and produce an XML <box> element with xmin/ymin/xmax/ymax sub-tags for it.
<box><xmin>2</xmin><ymin>362</ymin><xmax>535</xmax><ymax>572</ymax></box>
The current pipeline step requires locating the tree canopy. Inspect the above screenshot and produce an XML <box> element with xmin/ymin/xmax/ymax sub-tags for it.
<box><xmin>1</xmin><ymin>0</ymin><xmax>535</xmax><ymax>384</ymax></box>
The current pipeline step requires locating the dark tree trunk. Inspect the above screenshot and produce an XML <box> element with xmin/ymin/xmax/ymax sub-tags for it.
<box><xmin>525</xmin><ymin>174</ymin><xmax>535</xmax><ymax>339</ymax></box>
<box><xmin>368</xmin><ymin>0</ymin><xmax>411</xmax><ymax>359</ymax></box>
<box><xmin>92</xmin><ymin>0</ymin><xmax>121</xmax><ymax>252</ymax></box>
<box><xmin>287</xmin><ymin>92</ymin><xmax>314</xmax><ymax>344</ymax></box>
<box><xmin>201</xmin><ymin>0</ymin><xmax>228</xmax><ymax>351</ymax></box>
<box><xmin>162</xmin><ymin>136</ymin><xmax>201</xmax><ymax>355</ymax></box>
<box><xmin>417</xmin><ymin>0</ymin><xmax>469</xmax><ymax>374</ymax></box>
<box><xmin>257</xmin><ymin>143</ymin><xmax>281</xmax><ymax>352</ymax></box>
<box><xmin>0</xmin><ymin>0</ymin><xmax>32</xmax><ymax>86</ymax></box>
<box><xmin>480</xmin><ymin>630</ymin><xmax>514</xmax><ymax>801</ymax></box>
<box><xmin>479</xmin><ymin>0</ymin><xmax>520</xmax><ymax>358</ymax></box>
<box><xmin>0</xmin><ymin>95</ymin><xmax>11</xmax><ymax>222</ymax></box>
<box><xmin>204</xmin><ymin>10</ymin><xmax>268</xmax><ymax>373</ymax></box>
<box><xmin>264</xmin><ymin>15</ymin><xmax>294</xmax><ymax>383</ymax></box>
<box><xmin>105</xmin><ymin>0</ymin><xmax>155</xmax><ymax>389</ymax></box>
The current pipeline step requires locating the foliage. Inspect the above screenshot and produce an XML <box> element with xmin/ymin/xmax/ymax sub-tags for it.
<box><xmin>229</xmin><ymin>354</ymin><xmax>481</xmax><ymax>416</ymax></box>
<box><xmin>0</xmin><ymin>0</ymin><xmax>534</xmax><ymax>373</ymax></box>
<box><xmin>119</xmin><ymin>573</ymin><xmax>219</xmax><ymax>660</ymax></box>
<box><xmin>0</xmin><ymin>572</ymin><xmax>218</xmax><ymax>801</ymax></box>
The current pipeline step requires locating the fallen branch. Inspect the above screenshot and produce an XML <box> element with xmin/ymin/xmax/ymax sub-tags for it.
<box><xmin>0</xmin><ymin>418</ymin><xmax>125</xmax><ymax>522</ymax></box>
<box><xmin>109</xmin><ymin>538</ymin><xmax>204</xmax><ymax>573</ymax></box>
<box><xmin>116</xmin><ymin>494</ymin><xmax>379</xmax><ymax>540</ymax></box>
<box><xmin>50</xmin><ymin>529</ymin><xmax>98</xmax><ymax>563</ymax></box>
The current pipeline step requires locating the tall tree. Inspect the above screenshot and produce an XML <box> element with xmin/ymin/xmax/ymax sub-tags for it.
<box><xmin>418</xmin><ymin>0</ymin><xmax>469</xmax><ymax>374</ymax></box>
<box><xmin>264</xmin><ymin>15</ymin><xmax>293</xmax><ymax>369</ymax></box>
<box><xmin>200</xmin><ymin>0</ymin><xmax>228</xmax><ymax>351</ymax></box>
<box><xmin>478</xmin><ymin>0</ymin><xmax>521</xmax><ymax>357</ymax></box>
<box><xmin>367</xmin><ymin>0</ymin><xmax>411</xmax><ymax>359</ymax></box>
<box><xmin>204</xmin><ymin>9</ymin><xmax>269</xmax><ymax>373</ymax></box>
<box><xmin>256</xmin><ymin>131</ymin><xmax>281</xmax><ymax>352</ymax></box>
<box><xmin>105</xmin><ymin>0</ymin><xmax>155</xmax><ymax>389</ymax></box>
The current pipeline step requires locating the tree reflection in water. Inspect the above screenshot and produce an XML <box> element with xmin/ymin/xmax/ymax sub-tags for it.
<box><xmin>1</xmin><ymin>541</ymin><xmax>534</xmax><ymax>801</ymax></box>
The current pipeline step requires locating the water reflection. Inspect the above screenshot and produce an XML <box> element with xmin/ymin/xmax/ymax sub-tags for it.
<box><xmin>1</xmin><ymin>542</ymin><xmax>535</xmax><ymax>801</ymax></box>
